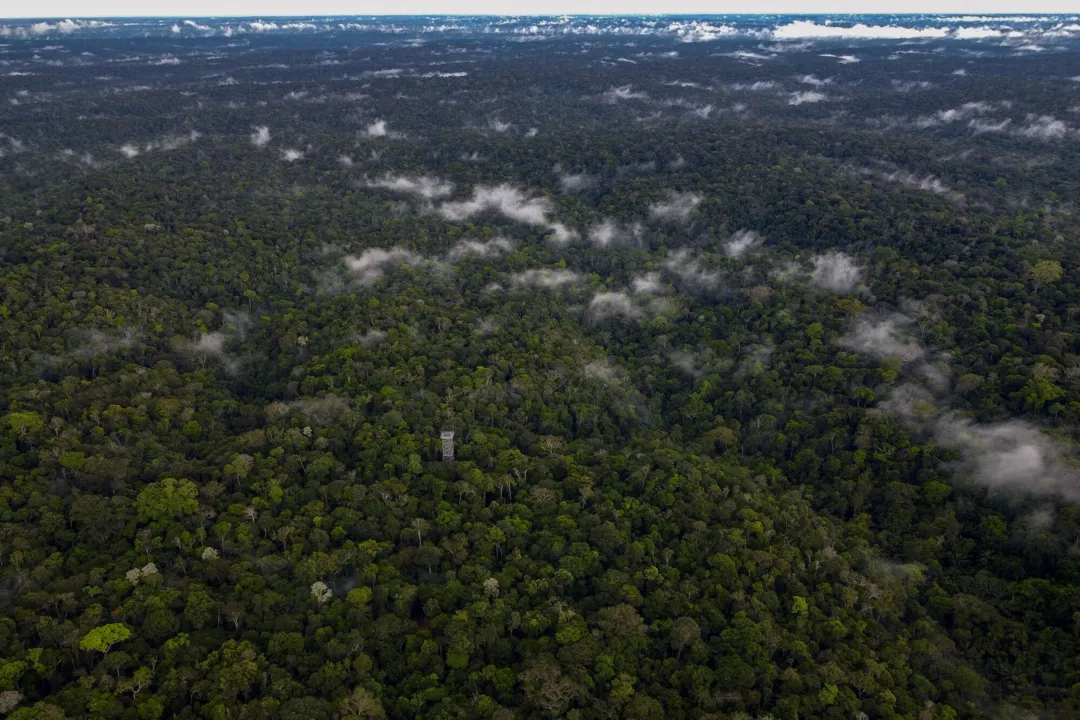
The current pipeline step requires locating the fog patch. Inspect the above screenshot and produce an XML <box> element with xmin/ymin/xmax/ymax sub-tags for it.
<box><xmin>730</xmin><ymin>81</ymin><xmax>777</xmax><ymax>91</ymax></box>
<box><xmin>789</xmin><ymin>91</ymin><xmax>827</xmax><ymax>105</ymax></box>
<box><xmin>365</xmin><ymin>119</ymin><xmax>390</xmax><ymax>137</ymax></box>
<box><xmin>810</xmin><ymin>251</ymin><xmax>861</xmax><ymax>292</ymax></box>
<box><xmin>250</xmin><ymin>126</ymin><xmax>271</xmax><ymax>147</ymax></box>
<box><xmin>588</xmin><ymin>218</ymin><xmax>641</xmax><ymax>247</ymax></box>
<box><xmin>649</xmin><ymin>191</ymin><xmax>702</xmax><ymax>223</ymax></box>
<box><xmin>447</xmin><ymin>237</ymin><xmax>514</xmax><ymax>262</ymax></box>
<box><xmin>1017</xmin><ymin>115</ymin><xmax>1070</xmax><ymax>141</ymax></box>
<box><xmin>936</xmin><ymin>417</ymin><xmax>1080</xmax><ymax>503</ymax></box>
<box><xmin>509</xmin><ymin>269</ymin><xmax>581</xmax><ymax>289</ymax></box>
<box><xmin>281</xmin><ymin>148</ymin><xmax>304</xmax><ymax>161</ymax></box>
<box><xmin>840</xmin><ymin>314</ymin><xmax>925</xmax><ymax>363</ymax></box>
<box><xmin>344</xmin><ymin>247</ymin><xmax>426</xmax><ymax>284</ymax></box>
<box><xmin>821</xmin><ymin>53</ymin><xmax>860</xmax><ymax>64</ymax></box>
<box><xmin>603</xmin><ymin>85</ymin><xmax>649</xmax><ymax>103</ymax></box>
<box><xmin>632</xmin><ymin>273</ymin><xmax>663</xmax><ymax>295</ymax></box>
<box><xmin>665</xmin><ymin>249</ymin><xmax>720</xmax><ymax>290</ymax></box>
<box><xmin>588</xmin><ymin>292</ymin><xmax>643</xmax><ymax>323</ymax></box>
<box><xmin>969</xmin><ymin>118</ymin><xmax>1012</xmax><ymax>134</ymax></box>
<box><xmin>881</xmin><ymin>170</ymin><xmax>964</xmax><ymax>202</ymax></box>
<box><xmin>892</xmin><ymin>80</ymin><xmax>934</xmax><ymax>92</ymax></box>
<box><xmin>915</xmin><ymin>101</ymin><xmax>1005</xmax><ymax>128</ymax></box>
<box><xmin>439</xmin><ymin>185</ymin><xmax>570</xmax><ymax>241</ymax></box>
<box><xmin>355</xmin><ymin>329</ymin><xmax>387</xmax><ymax>347</ymax></box>
<box><xmin>724</xmin><ymin>229</ymin><xmax>763</xmax><ymax>258</ymax></box>
<box><xmin>369</xmin><ymin>174</ymin><xmax>454</xmax><ymax>199</ymax></box>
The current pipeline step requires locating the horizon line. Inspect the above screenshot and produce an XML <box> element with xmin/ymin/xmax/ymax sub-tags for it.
<box><xmin>1</xmin><ymin>11</ymin><xmax>1074</xmax><ymax>20</ymax></box>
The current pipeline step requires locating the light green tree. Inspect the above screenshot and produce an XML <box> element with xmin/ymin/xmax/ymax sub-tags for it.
<box><xmin>79</xmin><ymin>624</ymin><xmax>131</xmax><ymax>656</ymax></box>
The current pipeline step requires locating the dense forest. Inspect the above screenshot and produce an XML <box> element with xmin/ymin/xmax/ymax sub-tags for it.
<box><xmin>2</xmin><ymin>13</ymin><xmax>1080</xmax><ymax>720</ymax></box>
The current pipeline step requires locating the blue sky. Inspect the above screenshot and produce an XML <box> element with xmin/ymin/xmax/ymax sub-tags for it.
<box><xmin>2</xmin><ymin>0</ymin><xmax>1077</xmax><ymax>19</ymax></box>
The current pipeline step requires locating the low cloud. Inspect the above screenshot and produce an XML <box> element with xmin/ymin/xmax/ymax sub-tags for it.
<box><xmin>369</xmin><ymin>174</ymin><xmax>455</xmax><ymax>199</ymax></box>
<box><xmin>365</xmin><ymin>119</ymin><xmax>390</xmax><ymax>137</ymax></box>
<box><xmin>665</xmin><ymin>249</ymin><xmax>721</xmax><ymax>290</ymax></box>
<box><xmin>969</xmin><ymin>118</ymin><xmax>1012</xmax><ymax>134</ymax></box>
<box><xmin>588</xmin><ymin>292</ymin><xmax>643</xmax><ymax>323</ymax></box>
<box><xmin>439</xmin><ymin>185</ymin><xmax>572</xmax><ymax>241</ymax></box>
<box><xmin>724</xmin><ymin>229</ymin><xmax>763</xmax><ymax>258</ymax></box>
<box><xmin>881</xmin><ymin>170</ymin><xmax>963</xmax><ymax>202</ymax></box>
<box><xmin>123</xmin><ymin>131</ymin><xmax>199</xmax><ymax>156</ymax></box>
<box><xmin>1017</xmin><ymin>115</ymin><xmax>1070</xmax><ymax>141</ymax></box>
<box><xmin>344</xmin><ymin>247</ymin><xmax>425</xmax><ymax>284</ymax></box>
<box><xmin>250</xmin><ymin>126</ymin><xmax>271</xmax><ymax>147</ymax></box>
<box><xmin>910</xmin><ymin>403</ymin><xmax>1080</xmax><ymax>504</ymax></box>
<box><xmin>649</xmin><ymin>191</ymin><xmax>702</xmax><ymax>223</ymax></box>
<box><xmin>355</xmin><ymin>329</ymin><xmax>387</xmax><ymax>347</ymax></box>
<box><xmin>509</xmin><ymin>269</ymin><xmax>580</xmax><ymax>289</ymax></box>
<box><xmin>447</xmin><ymin>237</ymin><xmax>514</xmax><ymax>262</ymax></box>
<box><xmin>632</xmin><ymin>273</ymin><xmax>663</xmax><ymax>294</ymax></box>
<box><xmin>588</xmin><ymin>218</ymin><xmax>641</xmax><ymax>247</ymax></box>
<box><xmin>603</xmin><ymin>85</ymin><xmax>649</xmax><ymax>103</ymax></box>
<box><xmin>789</xmin><ymin>91</ymin><xmax>827</xmax><ymax>105</ymax></box>
<box><xmin>189</xmin><ymin>331</ymin><xmax>227</xmax><ymax>356</ymax></box>
<box><xmin>892</xmin><ymin>80</ymin><xmax>934</xmax><ymax>92</ymax></box>
<box><xmin>915</xmin><ymin>101</ymin><xmax>1005</xmax><ymax>128</ymax></box>
<box><xmin>810</xmin><ymin>251</ymin><xmax>861</xmax><ymax>292</ymax></box>
<box><xmin>730</xmin><ymin>81</ymin><xmax>777</xmax><ymax>91</ymax></box>
<box><xmin>840</xmin><ymin>314</ymin><xmax>925</xmax><ymax>363</ymax></box>
<box><xmin>798</xmin><ymin>74</ymin><xmax>832</xmax><ymax>86</ymax></box>
<box><xmin>557</xmin><ymin>172</ymin><xmax>597</xmax><ymax>193</ymax></box>
<box><xmin>281</xmin><ymin>148</ymin><xmax>303</xmax><ymax>161</ymax></box>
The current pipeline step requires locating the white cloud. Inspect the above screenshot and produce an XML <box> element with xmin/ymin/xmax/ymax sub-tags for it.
<box><xmin>840</xmin><ymin>314</ymin><xmax>925</xmax><ymax>363</ymax></box>
<box><xmin>365</xmin><ymin>119</ymin><xmax>390</xmax><ymax>137</ymax></box>
<box><xmin>821</xmin><ymin>53</ymin><xmax>860</xmax><ymax>64</ymax></box>
<box><xmin>631</xmin><ymin>273</ymin><xmax>663</xmax><ymax>294</ymax></box>
<box><xmin>281</xmin><ymin>148</ymin><xmax>303</xmax><ymax>161</ymax></box>
<box><xmin>603</xmin><ymin>85</ymin><xmax>648</xmax><ymax>103</ymax></box>
<box><xmin>490</xmin><ymin>119</ymin><xmax>512</xmax><ymax>132</ymax></box>
<box><xmin>509</xmin><ymin>269</ymin><xmax>580</xmax><ymax>289</ymax></box>
<box><xmin>724</xmin><ymin>229</ymin><xmax>763</xmax><ymax>258</ymax></box>
<box><xmin>439</xmin><ymin>185</ymin><xmax>567</xmax><ymax>240</ymax></box>
<box><xmin>665</xmin><ymin>249</ymin><xmax>720</xmax><ymax>289</ymax></box>
<box><xmin>649</xmin><ymin>191</ymin><xmax>702</xmax><ymax>222</ymax></box>
<box><xmin>190</xmin><ymin>331</ymin><xmax>226</xmax><ymax>356</ymax></box>
<box><xmin>447</xmin><ymin>237</ymin><xmax>514</xmax><ymax>262</ymax></box>
<box><xmin>969</xmin><ymin>117</ymin><xmax>1012</xmax><ymax>134</ymax></box>
<box><xmin>344</xmin><ymin>247</ymin><xmax>425</xmax><ymax>284</ymax></box>
<box><xmin>118</xmin><ymin>143</ymin><xmax>140</xmax><ymax>158</ymax></box>
<box><xmin>1017</xmin><ymin>114</ymin><xmax>1070</xmax><ymax>140</ymax></box>
<box><xmin>251</xmin><ymin>125</ymin><xmax>271</xmax><ymax>147</ymax></box>
<box><xmin>559</xmin><ymin>172</ymin><xmax>596</xmax><ymax>193</ymax></box>
<box><xmin>915</xmin><ymin>101</ymin><xmax>1003</xmax><ymax>128</ymax></box>
<box><xmin>370</xmin><ymin>174</ymin><xmax>454</xmax><ymax>199</ymax></box>
<box><xmin>772</xmin><ymin>20</ymin><xmax>949</xmax><ymax>40</ymax></box>
<box><xmin>355</xmin><ymin>329</ymin><xmax>386</xmax><ymax>347</ymax></box>
<box><xmin>588</xmin><ymin>292</ymin><xmax>642</xmax><ymax>322</ymax></box>
<box><xmin>798</xmin><ymin>74</ymin><xmax>832</xmax><ymax>86</ymax></box>
<box><xmin>730</xmin><ymin>81</ymin><xmax>777</xmax><ymax>91</ymax></box>
<box><xmin>810</xmin><ymin>251</ymin><xmax>861</xmax><ymax>292</ymax></box>
<box><xmin>789</xmin><ymin>91</ymin><xmax>827</xmax><ymax>105</ymax></box>
<box><xmin>937</xmin><ymin>417</ymin><xmax>1080</xmax><ymax>504</ymax></box>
